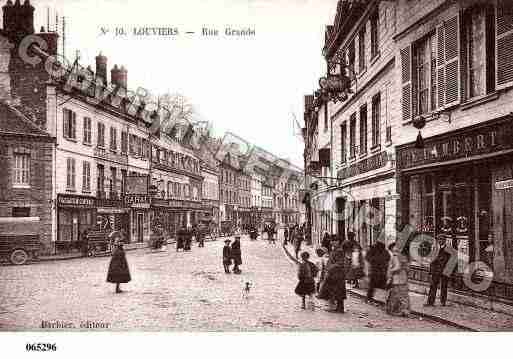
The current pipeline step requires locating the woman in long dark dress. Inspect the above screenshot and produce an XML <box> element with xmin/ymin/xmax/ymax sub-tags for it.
<box><xmin>107</xmin><ymin>239</ymin><xmax>131</xmax><ymax>293</ymax></box>
<box><xmin>231</xmin><ymin>236</ymin><xmax>242</xmax><ymax>274</ymax></box>
<box><xmin>295</xmin><ymin>251</ymin><xmax>317</xmax><ymax>310</ymax></box>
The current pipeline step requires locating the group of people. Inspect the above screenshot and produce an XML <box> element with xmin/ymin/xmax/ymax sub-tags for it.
<box><xmin>294</xmin><ymin>231</ymin><xmax>456</xmax><ymax>316</ymax></box>
<box><xmin>222</xmin><ymin>236</ymin><xmax>243</xmax><ymax>274</ymax></box>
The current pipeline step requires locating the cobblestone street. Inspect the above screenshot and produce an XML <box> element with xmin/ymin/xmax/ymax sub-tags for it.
<box><xmin>0</xmin><ymin>237</ymin><xmax>458</xmax><ymax>331</ymax></box>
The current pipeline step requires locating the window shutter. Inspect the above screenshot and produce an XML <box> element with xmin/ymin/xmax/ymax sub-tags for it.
<box><xmin>63</xmin><ymin>109</ymin><xmax>69</xmax><ymax>138</ymax></box>
<box><xmin>400</xmin><ymin>45</ymin><xmax>412</xmax><ymax>121</ymax></box>
<box><xmin>437</xmin><ymin>24</ymin><xmax>446</xmax><ymax>108</ymax></box>
<box><xmin>72</xmin><ymin>112</ymin><xmax>76</xmax><ymax>139</ymax></box>
<box><xmin>443</xmin><ymin>15</ymin><xmax>461</xmax><ymax>107</ymax></box>
<box><xmin>496</xmin><ymin>1</ymin><xmax>513</xmax><ymax>89</ymax></box>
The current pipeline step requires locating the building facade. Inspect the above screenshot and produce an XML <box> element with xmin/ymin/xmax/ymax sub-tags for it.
<box><xmin>0</xmin><ymin>100</ymin><xmax>55</xmax><ymax>255</ymax></box>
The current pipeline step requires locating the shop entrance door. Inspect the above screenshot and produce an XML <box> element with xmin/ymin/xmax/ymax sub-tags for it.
<box><xmin>436</xmin><ymin>168</ymin><xmax>475</xmax><ymax>272</ymax></box>
<box><xmin>136</xmin><ymin>213</ymin><xmax>144</xmax><ymax>243</ymax></box>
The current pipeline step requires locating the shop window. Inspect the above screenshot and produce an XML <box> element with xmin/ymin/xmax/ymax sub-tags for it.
<box><xmin>12</xmin><ymin>207</ymin><xmax>30</xmax><ymax>217</ymax></box>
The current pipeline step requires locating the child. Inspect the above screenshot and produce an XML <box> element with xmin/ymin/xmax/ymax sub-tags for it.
<box><xmin>315</xmin><ymin>247</ymin><xmax>329</xmax><ymax>293</ymax></box>
<box><xmin>223</xmin><ymin>239</ymin><xmax>232</xmax><ymax>274</ymax></box>
<box><xmin>295</xmin><ymin>252</ymin><xmax>318</xmax><ymax>310</ymax></box>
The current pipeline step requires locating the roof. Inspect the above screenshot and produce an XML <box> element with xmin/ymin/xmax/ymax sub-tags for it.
<box><xmin>0</xmin><ymin>101</ymin><xmax>52</xmax><ymax>139</ymax></box>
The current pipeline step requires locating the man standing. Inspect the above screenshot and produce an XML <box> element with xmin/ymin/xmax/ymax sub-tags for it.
<box><xmin>365</xmin><ymin>241</ymin><xmax>391</xmax><ymax>302</ymax></box>
<box><xmin>283</xmin><ymin>226</ymin><xmax>289</xmax><ymax>246</ymax></box>
<box><xmin>425</xmin><ymin>235</ymin><xmax>455</xmax><ymax>307</ymax></box>
<box><xmin>231</xmin><ymin>236</ymin><xmax>242</xmax><ymax>274</ymax></box>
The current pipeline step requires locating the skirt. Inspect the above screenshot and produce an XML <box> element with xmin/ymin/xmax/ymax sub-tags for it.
<box><xmin>386</xmin><ymin>284</ymin><xmax>410</xmax><ymax>316</ymax></box>
<box><xmin>295</xmin><ymin>280</ymin><xmax>316</xmax><ymax>296</ymax></box>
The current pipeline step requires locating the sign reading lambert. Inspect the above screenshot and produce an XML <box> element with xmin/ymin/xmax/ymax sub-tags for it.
<box><xmin>398</xmin><ymin>118</ymin><xmax>513</xmax><ymax>170</ymax></box>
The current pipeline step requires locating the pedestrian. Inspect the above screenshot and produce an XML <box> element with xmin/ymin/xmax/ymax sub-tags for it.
<box><xmin>346</xmin><ymin>231</ymin><xmax>364</xmax><ymax>287</ymax></box>
<box><xmin>321</xmin><ymin>231</ymin><xmax>331</xmax><ymax>254</ymax></box>
<box><xmin>106</xmin><ymin>237</ymin><xmax>131</xmax><ymax>294</ymax></box>
<box><xmin>176</xmin><ymin>226</ymin><xmax>186</xmax><ymax>252</ymax></box>
<box><xmin>197</xmin><ymin>227</ymin><xmax>205</xmax><ymax>248</ymax></box>
<box><xmin>231</xmin><ymin>236</ymin><xmax>242</xmax><ymax>274</ymax></box>
<box><xmin>318</xmin><ymin>244</ymin><xmax>347</xmax><ymax>313</ymax></box>
<box><xmin>295</xmin><ymin>251</ymin><xmax>318</xmax><ymax>310</ymax></box>
<box><xmin>386</xmin><ymin>242</ymin><xmax>411</xmax><ymax>317</ymax></box>
<box><xmin>315</xmin><ymin>247</ymin><xmax>329</xmax><ymax>293</ymax></box>
<box><xmin>365</xmin><ymin>241</ymin><xmax>391</xmax><ymax>302</ymax></box>
<box><xmin>81</xmin><ymin>228</ymin><xmax>89</xmax><ymax>257</ymax></box>
<box><xmin>184</xmin><ymin>226</ymin><xmax>192</xmax><ymax>251</ymax></box>
<box><xmin>424</xmin><ymin>234</ymin><xmax>455</xmax><ymax>307</ymax></box>
<box><xmin>294</xmin><ymin>230</ymin><xmax>304</xmax><ymax>259</ymax></box>
<box><xmin>223</xmin><ymin>239</ymin><xmax>232</xmax><ymax>274</ymax></box>
<box><xmin>269</xmin><ymin>225</ymin><xmax>276</xmax><ymax>245</ymax></box>
<box><xmin>284</xmin><ymin>226</ymin><xmax>289</xmax><ymax>245</ymax></box>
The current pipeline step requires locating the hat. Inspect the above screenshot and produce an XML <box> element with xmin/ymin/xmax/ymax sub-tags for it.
<box><xmin>224</xmin><ymin>239</ymin><xmax>231</xmax><ymax>243</ymax></box>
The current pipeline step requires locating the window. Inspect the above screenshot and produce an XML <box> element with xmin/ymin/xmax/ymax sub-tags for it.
<box><xmin>413</xmin><ymin>34</ymin><xmax>437</xmax><ymax>115</ymax></box>
<box><xmin>358</xmin><ymin>26</ymin><xmax>366</xmax><ymax>72</ymax></box>
<box><xmin>371</xmin><ymin>93</ymin><xmax>381</xmax><ymax>148</ymax></box>
<box><xmin>97</xmin><ymin>122</ymin><xmax>105</xmax><ymax>148</ymax></box>
<box><xmin>110</xmin><ymin>127</ymin><xmax>117</xmax><ymax>151</ymax></box>
<box><xmin>370</xmin><ymin>10</ymin><xmax>379</xmax><ymax>59</ymax></box>
<box><xmin>347</xmin><ymin>40</ymin><xmax>356</xmax><ymax>76</ymax></box>
<box><xmin>121</xmin><ymin>131</ymin><xmax>128</xmax><ymax>154</ymax></box>
<box><xmin>83</xmin><ymin>117</ymin><xmax>92</xmax><ymax>144</ymax></box>
<box><xmin>462</xmin><ymin>5</ymin><xmax>495</xmax><ymax>99</ymax></box>
<box><xmin>137</xmin><ymin>137</ymin><xmax>142</xmax><ymax>157</ymax></box>
<box><xmin>63</xmin><ymin>108</ymin><xmax>76</xmax><ymax>140</ymax></box>
<box><xmin>82</xmin><ymin>161</ymin><xmax>91</xmax><ymax>192</ymax></box>
<box><xmin>12</xmin><ymin>207</ymin><xmax>30</xmax><ymax>217</ymax></box>
<box><xmin>349</xmin><ymin>113</ymin><xmax>357</xmax><ymax>159</ymax></box>
<box><xmin>359</xmin><ymin>104</ymin><xmax>368</xmax><ymax>155</ymax></box>
<box><xmin>66</xmin><ymin>158</ymin><xmax>76</xmax><ymax>190</ymax></box>
<box><xmin>121</xmin><ymin>169</ymin><xmax>127</xmax><ymax>195</ymax></box>
<box><xmin>13</xmin><ymin>153</ymin><xmax>30</xmax><ymax>186</ymax></box>
<box><xmin>340</xmin><ymin>122</ymin><xmax>347</xmax><ymax>164</ymax></box>
<box><xmin>129</xmin><ymin>134</ymin><xmax>136</xmax><ymax>155</ymax></box>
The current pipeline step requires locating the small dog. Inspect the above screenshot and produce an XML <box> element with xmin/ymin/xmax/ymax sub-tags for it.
<box><xmin>242</xmin><ymin>282</ymin><xmax>252</xmax><ymax>299</ymax></box>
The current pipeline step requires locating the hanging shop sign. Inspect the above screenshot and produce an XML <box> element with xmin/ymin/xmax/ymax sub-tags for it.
<box><xmin>57</xmin><ymin>194</ymin><xmax>95</xmax><ymax>208</ymax></box>
<box><xmin>126</xmin><ymin>175</ymin><xmax>149</xmax><ymax>195</ymax></box>
<box><xmin>397</xmin><ymin>118</ymin><xmax>513</xmax><ymax>170</ymax></box>
<box><xmin>337</xmin><ymin>151</ymin><xmax>389</xmax><ymax>180</ymax></box>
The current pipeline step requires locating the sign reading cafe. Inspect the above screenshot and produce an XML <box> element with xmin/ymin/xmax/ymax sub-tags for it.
<box><xmin>397</xmin><ymin>118</ymin><xmax>513</xmax><ymax>170</ymax></box>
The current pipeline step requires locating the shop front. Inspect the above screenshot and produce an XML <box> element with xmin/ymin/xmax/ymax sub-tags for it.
<box><xmin>397</xmin><ymin>116</ymin><xmax>513</xmax><ymax>300</ymax></box>
<box><xmin>126</xmin><ymin>194</ymin><xmax>151</xmax><ymax>243</ymax></box>
<box><xmin>96</xmin><ymin>197</ymin><xmax>129</xmax><ymax>241</ymax></box>
<box><xmin>56</xmin><ymin>194</ymin><xmax>96</xmax><ymax>253</ymax></box>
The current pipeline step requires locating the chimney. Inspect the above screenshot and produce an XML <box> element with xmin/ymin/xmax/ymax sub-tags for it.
<box><xmin>95</xmin><ymin>52</ymin><xmax>107</xmax><ymax>85</ymax></box>
<box><xmin>111</xmin><ymin>64</ymin><xmax>127</xmax><ymax>89</ymax></box>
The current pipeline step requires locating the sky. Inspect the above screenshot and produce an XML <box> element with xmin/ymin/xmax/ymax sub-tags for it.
<box><xmin>31</xmin><ymin>0</ymin><xmax>338</xmax><ymax>168</ymax></box>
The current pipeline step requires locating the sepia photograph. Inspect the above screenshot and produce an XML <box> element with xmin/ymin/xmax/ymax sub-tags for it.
<box><xmin>1</xmin><ymin>0</ymin><xmax>513</xmax><ymax>356</ymax></box>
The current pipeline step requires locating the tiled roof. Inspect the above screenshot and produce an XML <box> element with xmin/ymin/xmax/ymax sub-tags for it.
<box><xmin>0</xmin><ymin>101</ymin><xmax>51</xmax><ymax>137</ymax></box>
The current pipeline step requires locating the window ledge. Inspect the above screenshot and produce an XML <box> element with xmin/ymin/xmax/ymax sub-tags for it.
<box><xmin>64</xmin><ymin>137</ymin><xmax>77</xmax><ymax>143</ymax></box>
<box><xmin>82</xmin><ymin>190</ymin><xmax>91</xmax><ymax>194</ymax></box>
<box><xmin>461</xmin><ymin>92</ymin><xmax>500</xmax><ymax>111</ymax></box>
<box><xmin>83</xmin><ymin>142</ymin><xmax>92</xmax><ymax>147</ymax></box>
<box><xmin>66</xmin><ymin>188</ymin><xmax>76</xmax><ymax>193</ymax></box>
<box><xmin>357</xmin><ymin>68</ymin><xmax>367</xmax><ymax>79</ymax></box>
<box><xmin>12</xmin><ymin>184</ymin><xmax>30</xmax><ymax>189</ymax></box>
<box><xmin>385</xmin><ymin>140</ymin><xmax>393</xmax><ymax>147</ymax></box>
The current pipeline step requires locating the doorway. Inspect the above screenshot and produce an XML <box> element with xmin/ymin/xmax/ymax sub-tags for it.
<box><xmin>136</xmin><ymin>213</ymin><xmax>144</xmax><ymax>243</ymax></box>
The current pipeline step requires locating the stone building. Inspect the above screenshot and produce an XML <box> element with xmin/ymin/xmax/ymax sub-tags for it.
<box><xmin>0</xmin><ymin>100</ymin><xmax>55</xmax><ymax>255</ymax></box>
<box><xmin>304</xmin><ymin>0</ymin><xmax>513</xmax><ymax>303</ymax></box>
